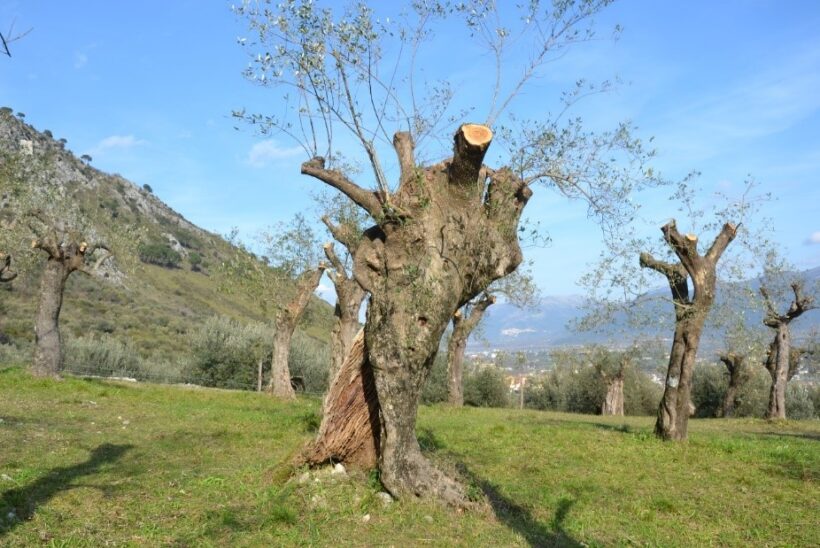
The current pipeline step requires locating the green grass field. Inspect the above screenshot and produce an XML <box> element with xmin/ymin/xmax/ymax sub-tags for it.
<box><xmin>1</xmin><ymin>366</ymin><xmax>817</xmax><ymax>547</ymax></box>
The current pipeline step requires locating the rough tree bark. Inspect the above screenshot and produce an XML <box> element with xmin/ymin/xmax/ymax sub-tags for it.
<box><xmin>600</xmin><ymin>357</ymin><xmax>626</xmax><ymax>416</ymax></box>
<box><xmin>717</xmin><ymin>352</ymin><xmax>746</xmax><ymax>418</ymax></box>
<box><xmin>321</xmin><ymin>217</ymin><xmax>366</xmax><ymax>381</ymax></box>
<box><xmin>306</xmin><ymin>330</ymin><xmax>380</xmax><ymax>468</ymax></box>
<box><xmin>447</xmin><ymin>294</ymin><xmax>495</xmax><ymax>407</ymax></box>
<box><xmin>302</xmin><ymin>124</ymin><xmax>531</xmax><ymax>504</ymax></box>
<box><xmin>760</xmin><ymin>282</ymin><xmax>815</xmax><ymax>419</ymax></box>
<box><xmin>0</xmin><ymin>253</ymin><xmax>17</xmax><ymax>283</ymax></box>
<box><xmin>267</xmin><ymin>263</ymin><xmax>327</xmax><ymax>399</ymax></box>
<box><xmin>639</xmin><ymin>220</ymin><xmax>737</xmax><ymax>441</ymax></box>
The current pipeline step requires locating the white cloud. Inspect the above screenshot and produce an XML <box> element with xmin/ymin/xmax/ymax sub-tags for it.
<box><xmin>501</xmin><ymin>328</ymin><xmax>537</xmax><ymax>338</ymax></box>
<box><xmin>74</xmin><ymin>52</ymin><xmax>88</xmax><ymax>69</ymax></box>
<box><xmin>87</xmin><ymin>135</ymin><xmax>146</xmax><ymax>156</ymax></box>
<box><xmin>247</xmin><ymin>140</ymin><xmax>302</xmax><ymax>167</ymax></box>
<box><xmin>806</xmin><ymin>231</ymin><xmax>820</xmax><ymax>245</ymax></box>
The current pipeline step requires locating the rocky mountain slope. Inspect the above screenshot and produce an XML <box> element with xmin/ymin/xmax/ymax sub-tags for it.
<box><xmin>0</xmin><ymin>108</ymin><xmax>334</xmax><ymax>367</ymax></box>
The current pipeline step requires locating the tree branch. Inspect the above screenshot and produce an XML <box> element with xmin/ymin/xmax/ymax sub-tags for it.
<box><xmin>660</xmin><ymin>219</ymin><xmax>700</xmax><ymax>275</ymax></box>
<box><xmin>704</xmin><ymin>222</ymin><xmax>739</xmax><ymax>266</ymax></box>
<box><xmin>323</xmin><ymin>242</ymin><xmax>347</xmax><ymax>280</ymax></box>
<box><xmin>301</xmin><ymin>157</ymin><xmax>382</xmax><ymax>218</ymax></box>
<box><xmin>449</xmin><ymin>124</ymin><xmax>493</xmax><ymax>189</ymax></box>
<box><xmin>393</xmin><ymin>131</ymin><xmax>416</xmax><ymax>186</ymax></box>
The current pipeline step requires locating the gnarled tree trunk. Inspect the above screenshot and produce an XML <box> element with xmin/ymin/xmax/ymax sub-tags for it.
<box><xmin>640</xmin><ymin>220</ymin><xmax>737</xmax><ymax>441</ymax></box>
<box><xmin>717</xmin><ymin>352</ymin><xmax>745</xmax><ymax>418</ymax></box>
<box><xmin>601</xmin><ymin>361</ymin><xmax>625</xmax><ymax>416</ymax></box>
<box><xmin>447</xmin><ymin>294</ymin><xmax>495</xmax><ymax>406</ymax></box>
<box><xmin>33</xmin><ymin>259</ymin><xmax>69</xmax><ymax>377</ymax></box>
<box><xmin>301</xmin><ymin>124</ymin><xmax>530</xmax><ymax>504</ymax></box>
<box><xmin>760</xmin><ymin>283</ymin><xmax>814</xmax><ymax>419</ymax></box>
<box><xmin>268</xmin><ymin>264</ymin><xmax>326</xmax><ymax>399</ymax></box>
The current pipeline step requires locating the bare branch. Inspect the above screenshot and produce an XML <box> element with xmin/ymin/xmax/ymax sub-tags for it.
<box><xmin>301</xmin><ymin>157</ymin><xmax>382</xmax><ymax>218</ymax></box>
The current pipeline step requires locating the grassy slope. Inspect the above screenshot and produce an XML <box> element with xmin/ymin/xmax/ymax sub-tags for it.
<box><xmin>0</xmin><ymin>367</ymin><xmax>817</xmax><ymax>547</ymax></box>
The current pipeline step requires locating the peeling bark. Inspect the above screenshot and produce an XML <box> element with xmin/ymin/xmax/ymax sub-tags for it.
<box><xmin>447</xmin><ymin>294</ymin><xmax>495</xmax><ymax>406</ymax></box>
<box><xmin>301</xmin><ymin>124</ymin><xmax>531</xmax><ymax>505</ymax></box>
<box><xmin>760</xmin><ymin>283</ymin><xmax>815</xmax><ymax>419</ymax></box>
<box><xmin>307</xmin><ymin>330</ymin><xmax>380</xmax><ymax>468</ymax></box>
<box><xmin>717</xmin><ymin>353</ymin><xmax>746</xmax><ymax>418</ymax></box>
<box><xmin>267</xmin><ymin>264</ymin><xmax>326</xmax><ymax>399</ymax></box>
<box><xmin>640</xmin><ymin>220</ymin><xmax>737</xmax><ymax>440</ymax></box>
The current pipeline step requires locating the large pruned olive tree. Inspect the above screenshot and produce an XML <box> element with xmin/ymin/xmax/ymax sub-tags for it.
<box><xmin>234</xmin><ymin>0</ymin><xmax>661</xmax><ymax>504</ymax></box>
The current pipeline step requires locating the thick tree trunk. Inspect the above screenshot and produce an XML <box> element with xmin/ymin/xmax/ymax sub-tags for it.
<box><xmin>447</xmin><ymin>295</ymin><xmax>494</xmax><ymax>407</ymax></box>
<box><xmin>765</xmin><ymin>326</ymin><xmax>790</xmax><ymax>419</ymax></box>
<box><xmin>267</xmin><ymin>264</ymin><xmax>326</xmax><ymax>399</ymax></box>
<box><xmin>718</xmin><ymin>353</ymin><xmax>745</xmax><ymax>418</ymax></box>
<box><xmin>33</xmin><ymin>259</ymin><xmax>69</xmax><ymax>378</ymax></box>
<box><xmin>601</xmin><ymin>375</ymin><xmax>624</xmax><ymax>416</ymax></box>
<box><xmin>268</xmin><ymin>319</ymin><xmax>297</xmax><ymax>399</ymax></box>
<box><xmin>760</xmin><ymin>283</ymin><xmax>814</xmax><ymax>420</ymax></box>
<box><xmin>302</xmin><ymin>124</ymin><xmax>530</xmax><ymax>504</ymax></box>
<box><xmin>307</xmin><ymin>330</ymin><xmax>380</xmax><ymax>468</ymax></box>
<box><xmin>640</xmin><ymin>220</ymin><xmax>737</xmax><ymax>441</ymax></box>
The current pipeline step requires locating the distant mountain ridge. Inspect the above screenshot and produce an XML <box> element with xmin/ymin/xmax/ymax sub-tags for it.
<box><xmin>472</xmin><ymin>267</ymin><xmax>820</xmax><ymax>352</ymax></box>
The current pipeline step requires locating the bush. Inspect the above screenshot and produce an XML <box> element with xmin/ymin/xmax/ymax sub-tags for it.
<box><xmin>138</xmin><ymin>242</ymin><xmax>181</xmax><ymax>268</ymax></box>
<box><xmin>464</xmin><ymin>365</ymin><xmax>509</xmax><ymax>408</ymax></box>
<box><xmin>187</xmin><ymin>316</ymin><xmax>269</xmax><ymax>390</ymax></box>
<box><xmin>189</xmin><ymin>252</ymin><xmax>203</xmax><ymax>272</ymax></box>
<box><xmin>786</xmin><ymin>382</ymin><xmax>816</xmax><ymax>419</ymax></box>
<box><xmin>63</xmin><ymin>335</ymin><xmax>142</xmax><ymax>377</ymax></box>
<box><xmin>692</xmin><ymin>363</ymin><xmax>728</xmax><ymax>418</ymax></box>
<box><xmin>421</xmin><ymin>353</ymin><xmax>449</xmax><ymax>404</ymax></box>
<box><xmin>287</xmin><ymin>331</ymin><xmax>330</xmax><ymax>394</ymax></box>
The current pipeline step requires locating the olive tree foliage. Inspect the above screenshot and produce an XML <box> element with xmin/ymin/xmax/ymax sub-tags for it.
<box><xmin>233</xmin><ymin>0</ymin><xmax>664</xmax><ymax>504</ymax></box>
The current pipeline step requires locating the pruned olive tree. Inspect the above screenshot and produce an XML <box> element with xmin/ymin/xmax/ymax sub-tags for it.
<box><xmin>235</xmin><ymin>0</ymin><xmax>661</xmax><ymax>504</ymax></box>
<box><xmin>223</xmin><ymin>214</ymin><xmax>326</xmax><ymax>399</ymax></box>
<box><xmin>759</xmin><ymin>282</ymin><xmax>816</xmax><ymax>419</ymax></box>
<box><xmin>1</xmin><ymin>149</ymin><xmax>119</xmax><ymax>378</ymax></box>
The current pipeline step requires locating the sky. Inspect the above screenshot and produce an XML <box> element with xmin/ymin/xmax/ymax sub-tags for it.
<box><xmin>1</xmin><ymin>0</ymin><xmax>819</xmax><ymax>298</ymax></box>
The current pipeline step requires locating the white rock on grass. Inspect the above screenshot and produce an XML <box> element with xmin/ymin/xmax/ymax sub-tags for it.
<box><xmin>376</xmin><ymin>492</ymin><xmax>393</xmax><ymax>506</ymax></box>
<box><xmin>331</xmin><ymin>463</ymin><xmax>346</xmax><ymax>477</ymax></box>
<box><xmin>298</xmin><ymin>472</ymin><xmax>310</xmax><ymax>484</ymax></box>
<box><xmin>362</xmin><ymin>514</ymin><xmax>371</xmax><ymax>523</ymax></box>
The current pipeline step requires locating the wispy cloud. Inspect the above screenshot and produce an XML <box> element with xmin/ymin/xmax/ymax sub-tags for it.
<box><xmin>247</xmin><ymin>139</ymin><xmax>302</xmax><ymax>167</ymax></box>
<box><xmin>74</xmin><ymin>52</ymin><xmax>88</xmax><ymax>69</ymax></box>
<box><xmin>806</xmin><ymin>231</ymin><xmax>820</xmax><ymax>245</ymax></box>
<box><xmin>87</xmin><ymin>135</ymin><xmax>146</xmax><ymax>156</ymax></box>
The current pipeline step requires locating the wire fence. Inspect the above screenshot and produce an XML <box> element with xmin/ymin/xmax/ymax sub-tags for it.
<box><xmin>62</xmin><ymin>364</ymin><xmax>328</xmax><ymax>398</ymax></box>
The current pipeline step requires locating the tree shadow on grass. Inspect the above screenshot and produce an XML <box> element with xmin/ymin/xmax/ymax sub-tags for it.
<box><xmin>0</xmin><ymin>443</ymin><xmax>133</xmax><ymax>536</ymax></box>
<box><xmin>418</xmin><ymin>428</ymin><xmax>584</xmax><ymax>547</ymax></box>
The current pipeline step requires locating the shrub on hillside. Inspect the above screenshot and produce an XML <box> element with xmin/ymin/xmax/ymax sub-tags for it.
<box><xmin>786</xmin><ymin>383</ymin><xmax>816</xmax><ymax>419</ymax></box>
<box><xmin>138</xmin><ymin>243</ymin><xmax>182</xmax><ymax>268</ymax></box>
<box><xmin>64</xmin><ymin>335</ymin><xmax>142</xmax><ymax>377</ymax></box>
<box><xmin>287</xmin><ymin>331</ymin><xmax>330</xmax><ymax>394</ymax></box>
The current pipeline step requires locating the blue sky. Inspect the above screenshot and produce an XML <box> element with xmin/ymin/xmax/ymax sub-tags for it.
<box><xmin>1</xmin><ymin>0</ymin><xmax>819</xmax><ymax>297</ymax></box>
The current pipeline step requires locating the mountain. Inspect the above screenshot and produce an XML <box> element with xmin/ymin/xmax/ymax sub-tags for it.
<box><xmin>472</xmin><ymin>267</ymin><xmax>820</xmax><ymax>352</ymax></box>
<box><xmin>0</xmin><ymin>108</ymin><xmax>334</xmax><ymax>367</ymax></box>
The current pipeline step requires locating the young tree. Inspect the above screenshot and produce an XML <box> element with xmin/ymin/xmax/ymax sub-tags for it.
<box><xmin>759</xmin><ymin>282</ymin><xmax>816</xmax><ymax>419</ymax></box>
<box><xmin>236</xmin><ymin>0</ymin><xmax>660</xmax><ymax>504</ymax></box>
<box><xmin>639</xmin><ymin>220</ymin><xmax>738</xmax><ymax>439</ymax></box>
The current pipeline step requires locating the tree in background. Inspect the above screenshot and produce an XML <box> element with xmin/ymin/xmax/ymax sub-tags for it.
<box><xmin>0</xmin><ymin>253</ymin><xmax>16</xmax><ymax>283</ymax></box>
<box><xmin>596</xmin><ymin>347</ymin><xmax>634</xmax><ymax>416</ymax></box>
<box><xmin>717</xmin><ymin>353</ymin><xmax>749</xmax><ymax>418</ymax></box>
<box><xmin>224</xmin><ymin>214</ymin><xmax>326</xmax><ymax>399</ymax></box>
<box><xmin>759</xmin><ymin>282</ymin><xmax>816</xmax><ymax>419</ymax></box>
<box><xmin>235</xmin><ymin>0</ymin><xmax>661</xmax><ymax>504</ymax></box>
<box><xmin>316</xmin><ymin>193</ymin><xmax>368</xmax><ymax>380</ymax></box>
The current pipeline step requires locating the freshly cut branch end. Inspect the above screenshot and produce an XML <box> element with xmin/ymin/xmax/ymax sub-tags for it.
<box><xmin>685</xmin><ymin>234</ymin><xmax>697</xmax><ymax>243</ymax></box>
<box><xmin>460</xmin><ymin>124</ymin><xmax>493</xmax><ymax>147</ymax></box>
